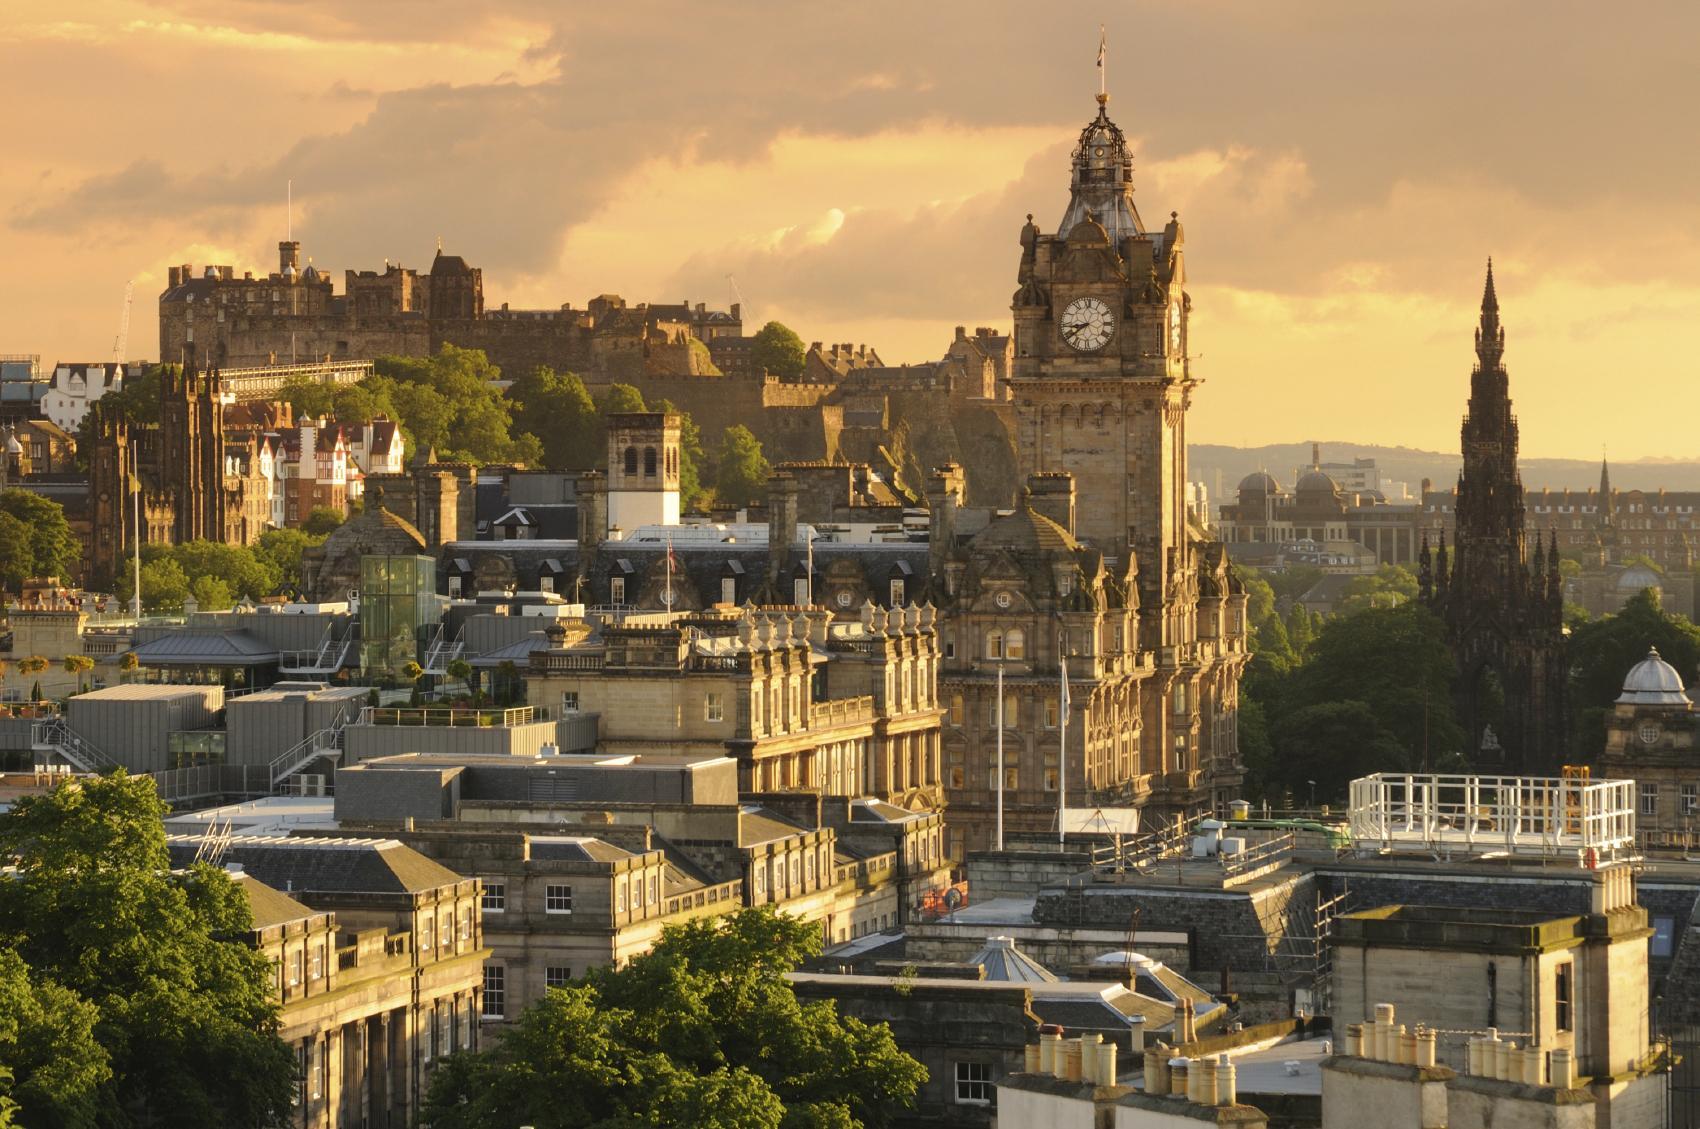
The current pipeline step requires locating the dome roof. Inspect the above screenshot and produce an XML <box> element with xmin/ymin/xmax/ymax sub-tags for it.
<box><xmin>1295</xmin><ymin>469</ymin><xmax>1340</xmax><ymax>496</ymax></box>
<box><xmin>1237</xmin><ymin>471</ymin><xmax>1281</xmax><ymax>496</ymax></box>
<box><xmin>1618</xmin><ymin>646</ymin><xmax>1691</xmax><ymax>706</ymax></box>
<box><xmin>1617</xmin><ymin>565</ymin><xmax>1662</xmax><ymax>591</ymax></box>
<box><xmin>971</xmin><ymin>503</ymin><xmax>1079</xmax><ymax>556</ymax></box>
<box><xmin>5</xmin><ymin>432</ymin><xmax>21</xmax><ymax>455</ymax></box>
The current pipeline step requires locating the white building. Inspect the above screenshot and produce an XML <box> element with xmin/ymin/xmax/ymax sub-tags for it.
<box><xmin>42</xmin><ymin>362</ymin><xmax>141</xmax><ymax>431</ymax></box>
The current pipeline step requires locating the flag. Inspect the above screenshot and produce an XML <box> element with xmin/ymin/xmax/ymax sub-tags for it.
<box><xmin>1059</xmin><ymin>652</ymin><xmax>1070</xmax><ymax>712</ymax></box>
<box><xmin>1096</xmin><ymin>26</ymin><xmax>1106</xmax><ymax>69</ymax></box>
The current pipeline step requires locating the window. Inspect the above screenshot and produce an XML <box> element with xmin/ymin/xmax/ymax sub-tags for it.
<box><xmin>1555</xmin><ymin>962</ymin><xmax>1574</xmax><ymax>1032</ymax></box>
<box><xmin>459</xmin><ymin>908</ymin><xmax>471</xmax><ymax>941</ymax></box>
<box><xmin>721</xmin><ymin>576</ymin><xmax>737</xmax><ymax>604</ymax></box>
<box><xmin>546</xmin><ymin>884</ymin><xmax>574</xmax><ymax>914</ymax></box>
<box><xmin>561</xmin><ymin>691</ymin><xmax>580</xmax><ymax>714</ymax></box>
<box><xmin>617</xmin><ymin>880</ymin><xmax>628</xmax><ymax>912</ymax></box>
<box><xmin>623</xmin><ymin>447</ymin><xmax>637</xmax><ymax>475</ymax></box>
<box><xmin>648</xmin><ymin>875</ymin><xmax>658</xmax><ymax>905</ymax></box>
<box><xmin>424</xmin><ymin>1003</ymin><xmax>437</xmax><ymax>1061</ymax></box>
<box><xmin>949</xmin><ymin>766</ymin><xmax>965</xmax><ymax>789</ymax></box>
<box><xmin>890</xmin><ymin>578</ymin><xmax>906</xmax><ymax>607</ymax></box>
<box><xmin>794</xmin><ymin>577</ymin><xmax>810</xmax><ymax>606</ymax></box>
<box><xmin>754</xmin><ymin>867</ymin><xmax>766</xmax><ymax>896</ymax></box>
<box><xmin>1642</xmin><ymin>783</ymin><xmax>1659</xmax><ymax>817</ymax></box>
<box><xmin>644</xmin><ymin>446</ymin><xmax>657</xmax><ymax>476</ymax></box>
<box><xmin>546</xmin><ymin>966</ymin><xmax>572</xmax><ymax>989</ymax></box>
<box><xmin>610</xmin><ymin>576</ymin><xmax>626</xmax><ymax>605</ymax></box>
<box><xmin>1005</xmin><ymin>629</ymin><xmax>1025</xmax><ymax>660</ymax></box>
<box><xmin>958</xmin><ymin>1060</ymin><xmax>992</xmax><ymax>1101</ymax></box>
<box><xmin>539</xmin><ymin>575</ymin><xmax>554</xmax><ymax>593</ymax></box>
<box><xmin>482</xmin><ymin>881</ymin><xmax>506</xmax><ymax>914</ymax></box>
<box><xmin>420</xmin><ymin>916</ymin><xmax>433</xmax><ymax>951</ymax></box>
<box><xmin>706</xmin><ymin>692</ymin><xmax>724</xmax><ymax>722</ymax></box>
<box><xmin>1173</xmin><ymin>683</ymin><xmax>1190</xmax><ymax>714</ymax></box>
<box><xmin>1685</xmin><ymin>784</ymin><xmax>1699</xmax><ymax>815</ymax></box>
<box><xmin>1044</xmin><ymin>696</ymin><xmax>1059</xmax><ymax>729</ymax></box>
<box><xmin>448</xmin><ymin>575</ymin><xmax>462</xmax><ymax>598</ymax></box>
<box><xmin>309</xmin><ymin>944</ymin><xmax>324</xmax><ymax>981</ymax></box>
<box><xmin>985</xmin><ymin>631</ymin><xmax>1003</xmax><ymax>659</ymax></box>
<box><xmin>289</xmin><ymin>948</ymin><xmax>303</xmax><ymax>987</ymax></box>
<box><xmin>483</xmin><ymin>965</ymin><xmax>506</xmax><ymax>1020</ymax></box>
<box><xmin>949</xmin><ymin>694</ymin><xmax>964</xmax><ymax>727</ymax></box>
<box><xmin>1004</xmin><ymin>694</ymin><xmax>1019</xmax><ymax>728</ymax></box>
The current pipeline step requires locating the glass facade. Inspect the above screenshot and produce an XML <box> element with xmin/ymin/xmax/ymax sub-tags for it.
<box><xmin>359</xmin><ymin>555</ymin><xmax>442</xmax><ymax>683</ymax></box>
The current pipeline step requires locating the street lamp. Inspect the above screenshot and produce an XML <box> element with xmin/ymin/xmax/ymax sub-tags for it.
<box><xmin>1307</xmin><ymin>779</ymin><xmax>1317</xmax><ymax>811</ymax></box>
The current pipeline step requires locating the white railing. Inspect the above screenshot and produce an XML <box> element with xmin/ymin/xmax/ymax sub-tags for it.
<box><xmin>1348</xmin><ymin>773</ymin><xmax>1637</xmax><ymax>860</ymax></box>
<box><xmin>30</xmin><ymin>718</ymin><xmax>120</xmax><ymax>774</ymax></box>
<box><xmin>279</xmin><ymin>625</ymin><xmax>353</xmax><ymax>674</ymax></box>
<box><xmin>269</xmin><ymin>708</ymin><xmax>349</xmax><ymax>789</ymax></box>
<box><xmin>421</xmin><ymin>625</ymin><xmax>464</xmax><ymax>674</ymax></box>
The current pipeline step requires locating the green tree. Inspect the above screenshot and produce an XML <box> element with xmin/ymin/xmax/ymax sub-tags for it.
<box><xmin>750</xmin><ymin>321</ymin><xmax>807</xmax><ymax>380</ymax></box>
<box><xmin>189</xmin><ymin>575</ymin><xmax>234</xmax><ymax>612</ymax></box>
<box><xmin>276</xmin><ymin>375</ymin><xmax>336</xmax><ymax>419</ymax></box>
<box><xmin>0</xmin><ymin>947</ymin><xmax>110</xmax><ymax>1129</ymax></box>
<box><xmin>508</xmin><ymin>368</ymin><xmax>600</xmax><ymax>471</ymax></box>
<box><xmin>424</xmin><ymin>907</ymin><xmax>924</xmax><ymax>1129</ymax></box>
<box><xmin>595</xmin><ymin>382</ymin><xmax>647</xmax><ymax>417</ymax></box>
<box><xmin>1285</xmin><ymin>603</ymin><xmax>1315</xmax><ymax>657</ymax></box>
<box><xmin>714</xmin><ymin>425</ymin><xmax>770</xmax><ymax>508</ymax></box>
<box><xmin>170</xmin><ymin>542</ymin><xmax>281</xmax><ymax>602</ymax></box>
<box><xmin>0</xmin><ymin>773</ymin><xmax>295</xmax><ymax>1126</ymax></box>
<box><xmin>74</xmin><ymin>366</ymin><xmax>164</xmax><ymax>469</ymax></box>
<box><xmin>123</xmin><ymin>557</ymin><xmax>189</xmax><ymax>614</ymax></box>
<box><xmin>1337</xmin><ymin>563</ymin><xmax>1419</xmax><ymax>615</ymax></box>
<box><xmin>61</xmin><ymin>655</ymin><xmax>94</xmax><ymax>695</ymax></box>
<box><xmin>1567</xmin><ymin>589</ymin><xmax>1700</xmax><ymax>757</ymax></box>
<box><xmin>255</xmin><ymin>528</ymin><xmax>325</xmax><ymax>595</ymax></box>
<box><xmin>0</xmin><ymin>513</ymin><xmax>33</xmax><ymax>592</ymax></box>
<box><xmin>301</xmin><ymin>507</ymin><xmax>345</xmax><ymax>536</ymax></box>
<box><xmin>374</xmin><ymin>345</ymin><xmax>541</xmax><ymax>465</ymax></box>
<box><xmin>0</xmin><ymin>492</ymin><xmax>80</xmax><ymax>583</ymax></box>
<box><xmin>1268</xmin><ymin>701</ymin><xmax>1410</xmax><ymax>806</ymax></box>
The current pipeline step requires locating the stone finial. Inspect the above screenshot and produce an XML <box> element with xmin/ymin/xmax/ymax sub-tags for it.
<box><xmin>860</xmin><ymin>599</ymin><xmax>876</xmax><ymax>628</ymax></box>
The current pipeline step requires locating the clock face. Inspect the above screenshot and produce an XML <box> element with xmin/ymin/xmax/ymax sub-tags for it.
<box><xmin>835</xmin><ymin>590</ymin><xmax>853</xmax><ymax>608</ymax></box>
<box><xmin>1641</xmin><ymin>723</ymin><xmax>1661</xmax><ymax>745</ymax></box>
<box><xmin>995</xmin><ymin>591</ymin><xmax>1012</xmax><ymax>609</ymax></box>
<box><xmin>1060</xmin><ymin>297</ymin><xmax>1115</xmax><ymax>352</ymax></box>
<box><xmin>1169</xmin><ymin>301</ymin><xmax>1183</xmax><ymax>353</ymax></box>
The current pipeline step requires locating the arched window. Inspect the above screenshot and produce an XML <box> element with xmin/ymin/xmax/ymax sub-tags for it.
<box><xmin>644</xmin><ymin>447</ymin><xmax>658</xmax><ymax>477</ymax></box>
<box><xmin>623</xmin><ymin>446</ymin><xmax>638</xmax><ymax>475</ymax></box>
<box><xmin>1005</xmin><ymin>629</ymin><xmax>1026</xmax><ymax>661</ymax></box>
<box><xmin>985</xmin><ymin>631</ymin><xmax>1003</xmax><ymax>660</ymax></box>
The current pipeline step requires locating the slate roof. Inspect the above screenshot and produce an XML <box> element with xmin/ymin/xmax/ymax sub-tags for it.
<box><xmin>970</xmin><ymin>935</ymin><xmax>1058</xmax><ymax>983</ymax></box>
<box><xmin>529</xmin><ymin>835</ymin><xmax>633</xmax><ymax>863</ymax></box>
<box><xmin>738</xmin><ymin>805</ymin><xmax>807</xmax><ymax>847</ymax></box>
<box><xmin>972</xmin><ymin>505</ymin><xmax>1079</xmax><ymax>554</ymax></box>
<box><xmin>165</xmin><ymin>834</ymin><xmax>464</xmax><ymax>896</ymax></box>
<box><xmin>232</xmin><ymin>871</ymin><xmax>321</xmax><ymax>929</ymax></box>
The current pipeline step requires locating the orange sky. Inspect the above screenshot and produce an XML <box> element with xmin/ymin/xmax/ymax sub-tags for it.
<box><xmin>4</xmin><ymin>1</ymin><xmax>1698</xmax><ymax>458</ymax></box>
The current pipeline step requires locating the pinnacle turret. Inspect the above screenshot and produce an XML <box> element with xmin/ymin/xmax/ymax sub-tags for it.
<box><xmin>1475</xmin><ymin>258</ymin><xmax>1505</xmax><ymax>370</ymax></box>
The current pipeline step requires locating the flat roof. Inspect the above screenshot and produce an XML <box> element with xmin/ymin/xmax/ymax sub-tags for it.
<box><xmin>165</xmin><ymin>796</ymin><xmax>339</xmax><ymax>837</ymax></box>
<box><xmin>350</xmin><ymin>751</ymin><xmax>735</xmax><ymax>770</ymax></box>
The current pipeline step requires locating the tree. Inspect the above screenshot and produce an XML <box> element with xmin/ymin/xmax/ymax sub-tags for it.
<box><xmin>189</xmin><ymin>575</ymin><xmax>234</xmax><ymax>612</ymax></box>
<box><xmin>118</xmin><ymin>652</ymin><xmax>139</xmax><ymax>682</ymax></box>
<box><xmin>595</xmin><ymin>382</ymin><xmax>647</xmax><ymax>418</ymax></box>
<box><xmin>1268</xmin><ymin>701</ymin><xmax>1410</xmax><ymax>806</ymax></box>
<box><xmin>424</xmin><ymin>907</ymin><xmax>923</xmax><ymax>1129</ymax></box>
<box><xmin>123</xmin><ymin>557</ymin><xmax>189</xmax><ymax>614</ymax></box>
<box><xmin>1337</xmin><ymin>563</ymin><xmax>1419</xmax><ymax>616</ymax></box>
<box><xmin>61</xmin><ymin>655</ymin><xmax>94</xmax><ymax>695</ymax></box>
<box><xmin>750</xmin><ymin>322</ymin><xmax>806</xmax><ymax>380</ymax></box>
<box><xmin>715</xmin><ymin>425</ymin><xmax>770</xmax><ymax>508</ymax></box>
<box><xmin>0</xmin><ymin>493</ymin><xmax>79</xmax><ymax>584</ymax></box>
<box><xmin>445</xmin><ymin>659</ymin><xmax>472</xmax><ymax>697</ymax></box>
<box><xmin>1284</xmin><ymin>603</ymin><xmax>1315</xmax><ymax>657</ymax></box>
<box><xmin>0</xmin><ymin>946</ymin><xmax>110</xmax><ymax>1127</ymax></box>
<box><xmin>374</xmin><ymin>345</ymin><xmax>541</xmax><ymax>465</ymax></box>
<box><xmin>301</xmin><ymin>507</ymin><xmax>345</xmax><ymax>536</ymax></box>
<box><xmin>255</xmin><ymin>528</ymin><xmax>324</xmax><ymax>595</ymax></box>
<box><xmin>508</xmin><ymin>368</ymin><xmax>600</xmax><ymax>471</ymax></box>
<box><xmin>0</xmin><ymin>773</ymin><xmax>295</xmax><ymax>1126</ymax></box>
<box><xmin>0</xmin><ymin>513</ymin><xmax>33</xmax><ymax>593</ymax></box>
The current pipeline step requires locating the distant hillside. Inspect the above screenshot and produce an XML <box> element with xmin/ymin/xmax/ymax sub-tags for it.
<box><xmin>1190</xmin><ymin>442</ymin><xmax>1700</xmax><ymax>500</ymax></box>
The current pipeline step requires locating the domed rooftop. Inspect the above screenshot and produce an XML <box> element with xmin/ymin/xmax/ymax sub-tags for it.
<box><xmin>1295</xmin><ymin>469</ymin><xmax>1340</xmax><ymax>496</ymax></box>
<box><xmin>1237</xmin><ymin>470</ymin><xmax>1281</xmax><ymax>496</ymax></box>
<box><xmin>971</xmin><ymin>502</ymin><xmax>1079</xmax><ymax>556</ymax></box>
<box><xmin>1618</xmin><ymin>646</ymin><xmax>1691</xmax><ymax>707</ymax></box>
<box><xmin>1617</xmin><ymin>564</ymin><xmax>1662</xmax><ymax>591</ymax></box>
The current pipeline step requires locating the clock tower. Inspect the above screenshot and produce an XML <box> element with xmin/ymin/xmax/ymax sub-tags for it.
<box><xmin>1005</xmin><ymin>92</ymin><xmax>1249</xmax><ymax>814</ymax></box>
<box><xmin>1010</xmin><ymin>95</ymin><xmax>1195</xmax><ymax>635</ymax></box>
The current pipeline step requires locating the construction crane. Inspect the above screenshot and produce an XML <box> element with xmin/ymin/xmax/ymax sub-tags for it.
<box><xmin>725</xmin><ymin>272</ymin><xmax>747</xmax><ymax>312</ymax></box>
<box><xmin>111</xmin><ymin>279</ymin><xmax>133</xmax><ymax>363</ymax></box>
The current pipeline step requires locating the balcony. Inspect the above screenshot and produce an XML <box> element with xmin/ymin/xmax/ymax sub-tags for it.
<box><xmin>809</xmin><ymin>695</ymin><xmax>876</xmax><ymax>729</ymax></box>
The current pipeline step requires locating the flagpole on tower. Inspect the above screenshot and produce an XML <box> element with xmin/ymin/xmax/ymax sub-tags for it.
<box><xmin>1058</xmin><ymin>635</ymin><xmax>1070</xmax><ymax>847</ymax></box>
<box><xmin>1096</xmin><ymin>25</ymin><xmax>1107</xmax><ymax>103</ymax></box>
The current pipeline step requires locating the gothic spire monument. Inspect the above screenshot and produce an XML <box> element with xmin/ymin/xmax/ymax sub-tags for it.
<box><xmin>1005</xmin><ymin>86</ymin><xmax>1249</xmax><ymax>814</ymax></box>
<box><xmin>1423</xmin><ymin>262</ymin><xmax>1567</xmax><ymax>771</ymax></box>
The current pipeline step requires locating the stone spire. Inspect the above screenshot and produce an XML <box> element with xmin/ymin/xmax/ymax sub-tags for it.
<box><xmin>1599</xmin><ymin>454</ymin><xmax>1616</xmax><ymax>527</ymax></box>
<box><xmin>1475</xmin><ymin>259</ymin><xmax>1504</xmax><ymax>370</ymax></box>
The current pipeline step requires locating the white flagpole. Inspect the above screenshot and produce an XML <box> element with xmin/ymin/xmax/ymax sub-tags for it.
<box><xmin>1059</xmin><ymin>638</ymin><xmax>1069</xmax><ymax>847</ymax></box>
<box><xmin>1097</xmin><ymin>25</ymin><xmax>1107</xmax><ymax>101</ymax></box>
<box><xmin>130</xmin><ymin>441</ymin><xmax>141</xmax><ymax>620</ymax></box>
<box><xmin>996</xmin><ymin>661</ymin><xmax>1005</xmax><ymax>851</ymax></box>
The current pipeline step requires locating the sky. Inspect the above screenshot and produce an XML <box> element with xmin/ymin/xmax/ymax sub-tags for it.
<box><xmin>3</xmin><ymin>1</ymin><xmax>1698</xmax><ymax>459</ymax></box>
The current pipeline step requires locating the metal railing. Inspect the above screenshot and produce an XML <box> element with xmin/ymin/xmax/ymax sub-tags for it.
<box><xmin>1220</xmin><ymin>831</ymin><xmax>1295</xmax><ymax>880</ymax></box>
<box><xmin>1349</xmin><ymin>772</ymin><xmax>1637</xmax><ymax>860</ymax></box>
<box><xmin>279</xmin><ymin>625</ymin><xmax>353</xmax><ymax>674</ymax></box>
<box><xmin>269</xmin><ymin>708</ymin><xmax>349</xmax><ymax>788</ymax></box>
<box><xmin>30</xmin><ymin>718</ymin><xmax>120</xmax><ymax>774</ymax></box>
<box><xmin>357</xmin><ymin>705</ymin><xmax>546</xmax><ymax>728</ymax></box>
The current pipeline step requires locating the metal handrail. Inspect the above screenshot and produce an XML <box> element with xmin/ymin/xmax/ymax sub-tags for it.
<box><xmin>31</xmin><ymin>718</ymin><xmax>120</xmax><ymax>774</ymax></box>
<box><xmin>268</xmin><ymin>707</ymin><xmax>349</xmax><ymax>787</ymax></box>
